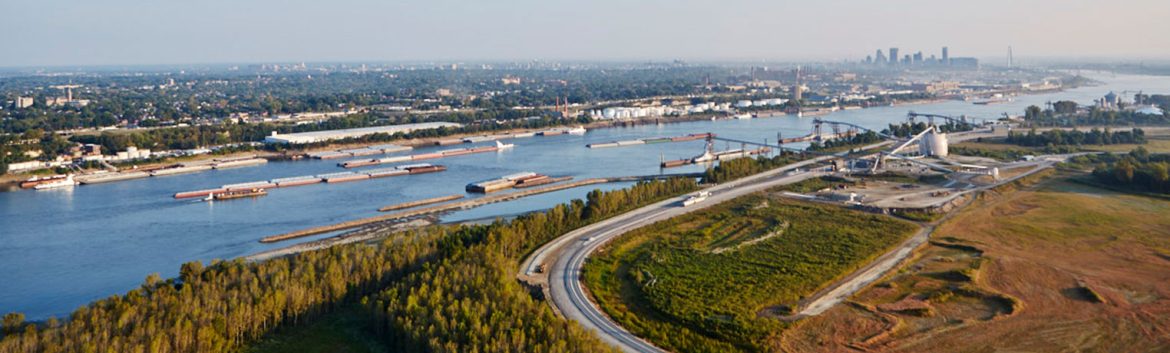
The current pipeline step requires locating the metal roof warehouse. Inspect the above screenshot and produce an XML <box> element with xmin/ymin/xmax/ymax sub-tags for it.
<box><xmin>263</xmin><ymin>122</ymin><xmax>463</xmax><ymax>144</ymax></box>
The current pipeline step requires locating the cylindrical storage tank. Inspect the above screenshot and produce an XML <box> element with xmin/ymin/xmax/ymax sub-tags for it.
<box><xmin>930</xmin><ymin>132</ymin><xmax>949</xmax><ymax>157</ymax></box>
<box><xmin>918</xmin><ymin>131</ymin><xmax>949</xmax><ymax>157</ymax></box>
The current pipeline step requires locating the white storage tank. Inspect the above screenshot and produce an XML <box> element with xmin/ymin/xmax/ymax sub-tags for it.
<box><xmin>918</xmin><ymin>131</ymin><xmax>949</xmax><ymax>157</ymax></box>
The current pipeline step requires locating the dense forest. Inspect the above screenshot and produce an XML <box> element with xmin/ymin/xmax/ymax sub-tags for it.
<box><xmin>1082</xmin><ymin>148</ymin><xmax>1170</xmax><ymax>194</ymax></box>
<box><xmin>0</xmin><ymin>178</ymin><xmax>698</xmax><ymax>353</ymax></box>
<box><xmin>1005</xmin><ymin>128</ymin><xmax>1146</xmax><ymax>147</ymax></box>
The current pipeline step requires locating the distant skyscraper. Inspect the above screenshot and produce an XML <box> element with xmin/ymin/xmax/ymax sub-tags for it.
<box><xmin>889</xmin><ymin>48</ymin><xmax>900</xmax><ymax>65</ymax></box>
<box><xmin>941</xmin><ymin>46</ymin><xmax>949</xmax><ymax>64</ymax></box>
<box><xmin>913</xmin><ymin>52</ymin><xmax>923</xmax><ymax>64</ymax></box>
<box><xmin>875</xmin><ymin>49</ymin><xmax>887</xmax><ymax>64</ymax></box>
<box><xmin>793</xmin><ymin>66</ymin><xmax>803</xmax><ymax>102</ymax></box>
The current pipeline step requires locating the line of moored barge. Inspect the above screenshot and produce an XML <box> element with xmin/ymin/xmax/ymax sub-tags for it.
<box><xmin>173</xmin><ymin>163</ymin><xmax>446</xmax><ymax>199</ymax></box>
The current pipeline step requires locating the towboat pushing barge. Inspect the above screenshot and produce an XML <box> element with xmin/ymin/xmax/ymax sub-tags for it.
<box><xmin>205</xmin><ymin>188</ymin><xmax>268</xmax><ymax>201</ymax></box>
<box><xmin>20</xmin><ymin>175</ymin><xmax>70</xmax><ymax>189</ymax></box>
<box><xmin>466</xmin><ymin>172</ymin><xmax>569</xmax><ymax>193</ymax></box>
<box><xmin>33</xmin><ymin>175</ymin><xmax>77</xmax><ymax>190</ymax></box>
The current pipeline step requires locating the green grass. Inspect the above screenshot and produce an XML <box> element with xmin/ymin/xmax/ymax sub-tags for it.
<box><xmin>242</xmin><ymin>306</ymin><xmax>387</xmax><ymax>353</ymax></box>
<box><xmin>584</xmin><ymin>194</ymin><xmax>918</xmax><ymax>353</ymax></box>
<box><xmin>770</xmin><ymin>176</ymin><xmax>850</xmax><ymax>193</ymax></box>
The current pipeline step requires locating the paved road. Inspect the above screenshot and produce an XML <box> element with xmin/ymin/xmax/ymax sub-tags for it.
<box><xmin>524</xmin><ymin>142</ymin><xmax>1059</xmax><ymax>353</ymax></box>
<box><xmin>534</xmin><ymin>158</ymin><xmax>833</xmax><ymax>353</ymax></box>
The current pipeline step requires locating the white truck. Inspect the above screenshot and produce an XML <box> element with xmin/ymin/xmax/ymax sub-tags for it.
<box><xmin>682</xmin><ymin>191</ymin><xmax>711</xmax><ymax>207</ymax></box>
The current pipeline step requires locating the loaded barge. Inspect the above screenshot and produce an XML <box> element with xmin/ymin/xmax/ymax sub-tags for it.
<box><xmin>660</xmin><ymin>147</ymin><xmax>772</xmax><ymax>168</ymax></box>
<box><xmin>338</xmin><ymin>141</ymin><xmax>512</xmax><ymax>169</ymax></box>
<box><xmin>586</xmin><ymin>133</ymin><xmax>712</xmax><ymax>149</ymax></box>
<box><xmin>465</xmin><ymin>172</ymin><xmax>571</xmax><ymax>193</ymax></box>
<box><xmin>206</xmin><ymin>188</ymin><xmax>268</xmax><ymax>201</ymax></box>
<box><xmin>172</xmin><ymin>163</ymin><xmax>447</xmax><ymax>199</ymax></box>
<box><xmin>307</xmin><ymin>144</ymin><xmax>412</xmax><ymax>160</ymax></box>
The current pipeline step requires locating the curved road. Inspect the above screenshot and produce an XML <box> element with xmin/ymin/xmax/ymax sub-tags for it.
<box><xmin>528</xmin><ymin>156</ymin><xmax>834</xmax><ymax>352</ymax></box>
<box><xmin>522</xmin><ymin>128</ymin><xmax>1064</xmax><ymax>353</ymax></box>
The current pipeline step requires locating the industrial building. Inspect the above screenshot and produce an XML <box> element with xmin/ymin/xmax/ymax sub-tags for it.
<box><xmin>14</xmin><ymin>97</ymin><xmax>34</xmax><ymax>109</ymax></box>
<box><xmin>263</xmin><ymin>122</ymin><xmax>463</xmax><ymax>144</ymax></box>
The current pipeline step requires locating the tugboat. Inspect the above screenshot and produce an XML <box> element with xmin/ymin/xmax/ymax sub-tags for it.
<box><xmin>33</xmin><ymin>175</ymin><xmax>77</xmax><ymax>190</ymax></box>
<box><xmin>20</xmin><ymin>174</ymin><xmax>70</xmax><ymax>189</ymax></box>
<box><xmin>207</xmin><ymin>188</ymin><xmax>268</xmax><ymax>201</ymax></box>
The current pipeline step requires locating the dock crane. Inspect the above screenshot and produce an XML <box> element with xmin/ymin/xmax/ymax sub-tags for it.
<box><xmin>812</xmin><ymin>118</ymin><xmax>892</xmax><ymax>139</ymax></box>
<box><xmin>906</xmin><ymin>111</ymin><xmax>989</xmax><ymax>126</ymax></box>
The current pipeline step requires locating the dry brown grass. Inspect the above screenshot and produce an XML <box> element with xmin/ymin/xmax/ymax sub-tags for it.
<box><xmin>776</xmin><ymin>176</ymin><xmax>1170</xmax><ymax>352</ymax></box>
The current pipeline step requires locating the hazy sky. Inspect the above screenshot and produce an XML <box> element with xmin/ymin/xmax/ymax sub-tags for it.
<box><xmin>4</xmin><ymin>0</ymin><xmax>1170</xmax><ymax>67</ymax></box>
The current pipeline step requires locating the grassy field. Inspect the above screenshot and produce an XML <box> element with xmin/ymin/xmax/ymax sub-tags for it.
<box><xmin>779</xmin><ymin>175</ymin><xmax>1170</xmax><ymax>352</ymax></box>
<box><xmin>242</xmin><ymin>306</ymin><xmax>387</xmax><ymax>353</ymax></box>
<box><xmin>583</xmin><ymin>194</ymin><xmax>918</xmax><ymax>353</ymax></box>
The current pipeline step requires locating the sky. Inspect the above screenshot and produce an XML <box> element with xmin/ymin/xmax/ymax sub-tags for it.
<box><xmin>3</xmin><ymin>0</ymin><xmax>1170</xmax><ymax>67</ymax></box>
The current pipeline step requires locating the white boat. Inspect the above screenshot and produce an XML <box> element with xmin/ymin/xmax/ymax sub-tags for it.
<box><xmin>733</xmin><ymin>113</ymin><xmax>753</xmax><ymax>120</ymax></box>
<box><xmin>566</xmin><ymin>126</ymin><xmax>587</xmax><ymax>135</ymax></box>
<box><xmin>34</xmin><ymin>175</ymin><xmax>77</xmax><ymax>190</ymax></box>
<box><xmin>495</xmin><ymin>141</ymin><xmax>515</xmax><ymax>150</ymax></box>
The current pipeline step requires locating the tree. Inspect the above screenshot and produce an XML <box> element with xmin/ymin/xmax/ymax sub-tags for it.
<box><xmin>1024</xmin><ymin>105</ymin><xmax>1043</xmax><ymax>122</ymax></box>
<box><xmin>1053</xmin><ymin>100</ymin><xmax>1078</xmax><ymax>115</ymax></box>
<box><xmin>1</xmin><ymin>313</ymin><xmax>23</xmax><ymax>336</ymax></box>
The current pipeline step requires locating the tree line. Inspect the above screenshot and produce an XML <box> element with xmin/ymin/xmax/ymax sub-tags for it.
<box><xmin>701</xmin><ymin>153</ymin><xmax>803</xmax><ymax>184</ymax></box>
<box><xmin>1021</xmin><ymin>104</ymin><xmax>1170</xmax><ymax>127</ymax></box>
<box><xmin>0</xmin><ymin>177</ymin><xmax>698</xmax><ymax>353</ymax></box>
<box><xmin>882</xmin><ymin>121</ymin><xmax>974</xmax><ymax>138</ymax></box>
<box><xmin>367</xmin><ymin>178</ymin><xmax>697</xmax><ymax>353</ymax></box>
<box><xmin>1086</xmin><ymin>148</ymin><xmax>1170</xmax><ymax>194</ymax></box>
<box><xmin>1005</xmin><ymin>128</ymin><xmax>1146</xmax><ymax>147</ymax></box>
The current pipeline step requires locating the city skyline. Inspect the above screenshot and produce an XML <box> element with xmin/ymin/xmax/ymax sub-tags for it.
<box><xmin>4</xmin><ymin>0</ymin><xmax>1170</xmax><ymax>67</ymax></box>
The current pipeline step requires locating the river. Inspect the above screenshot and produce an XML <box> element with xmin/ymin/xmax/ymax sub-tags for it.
<box><xmin>1</xmin><ymin>72</ymin><xmax>1167</xmax><ymax>319</ymax></box>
